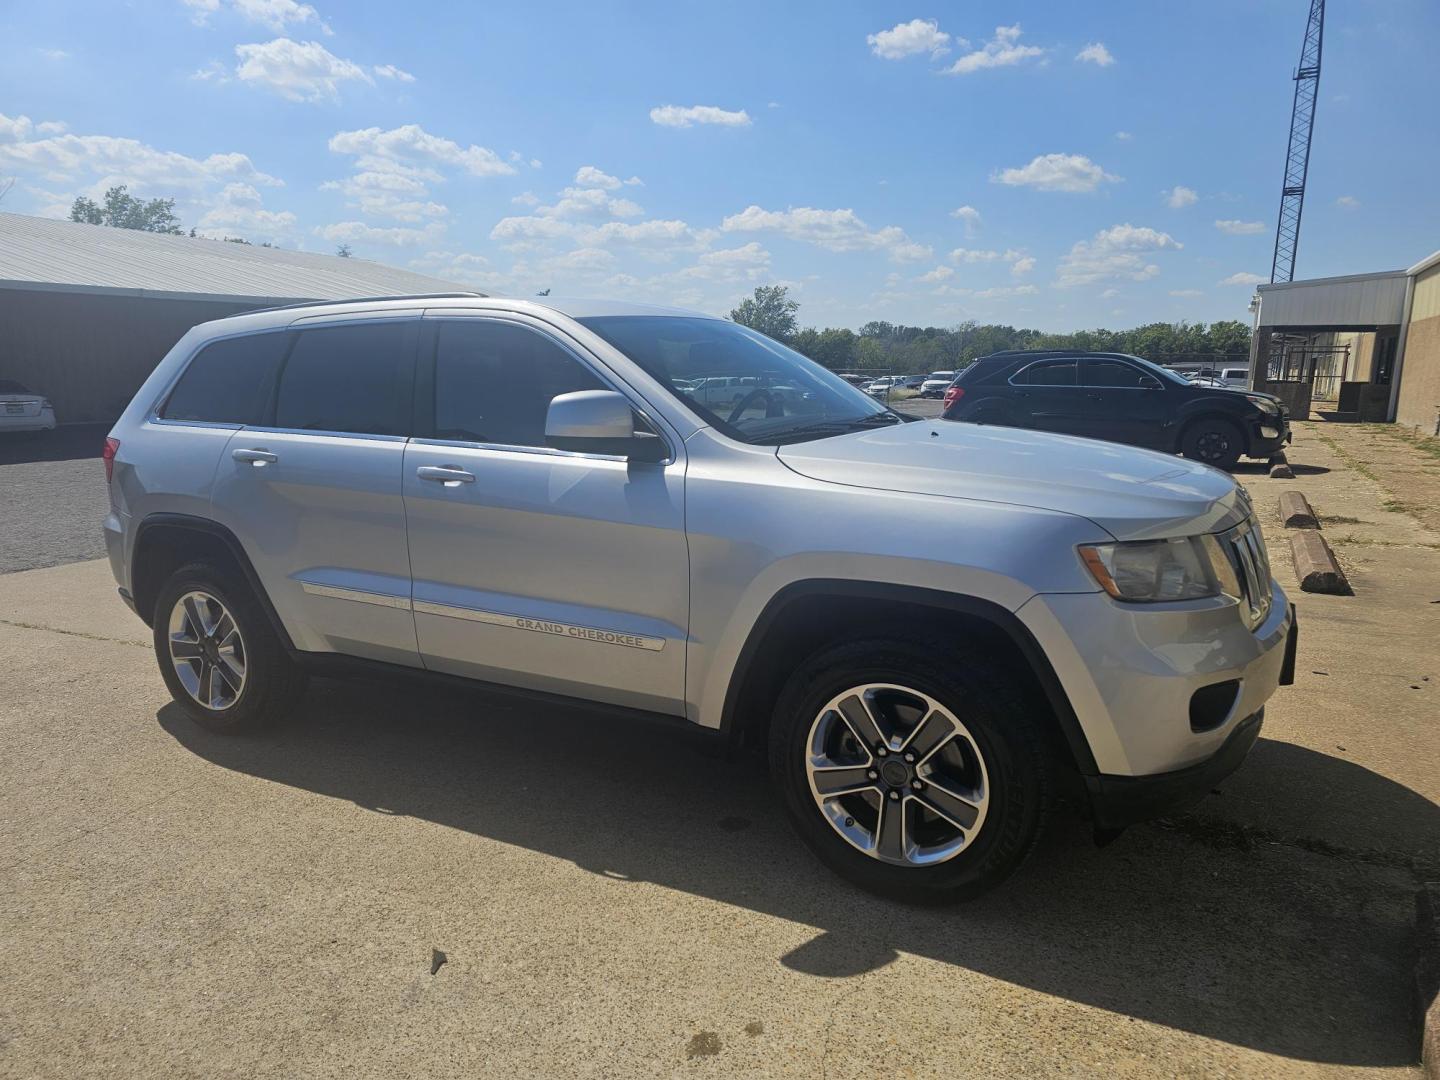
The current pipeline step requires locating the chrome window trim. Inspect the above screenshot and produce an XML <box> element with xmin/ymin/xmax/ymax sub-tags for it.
<box><xmin>417</xmin><ymin>312</ymin><xmax>678</xmax><ymax>466</ymax></box>
<box><xmin>1007</xmin><ymin>357</ymin><xmax>1160</xmax><ymax>390</ymax></box>
<box><xmin>299</xmin><ymin>581</ymin><xmax>412</xmax><ymax>609</ymax></box>
<box><xmin>235</xmin><ymin>425</ymin><xmax>410</xmax><ymax>444</ymax></box>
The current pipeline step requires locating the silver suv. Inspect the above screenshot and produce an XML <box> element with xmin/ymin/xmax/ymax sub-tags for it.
<box><xmin>104</xmin><ymin>295</ymin><xmax>1297</xmax><ymax>902</ymax></box>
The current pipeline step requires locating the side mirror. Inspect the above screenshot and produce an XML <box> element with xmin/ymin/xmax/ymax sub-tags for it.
<box><xmin>1138</xmin><ymin>375</ymin><xmax>1162</xmax><ymax>390</ymax></box>
<box><xmin>545</xmin><ymin>390</ymin><xmax>667</xmax><ymax>462</ymax></box>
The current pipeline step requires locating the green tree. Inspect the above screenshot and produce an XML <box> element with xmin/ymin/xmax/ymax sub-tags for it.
<box><xmin>730</xmin><ymin>285</ymin><xmax>799</xmax><ymax>341</ymax></box>
<box><xmin>69</xmin><ymin>185</ymin><xmax>183</xmax><ymax>234</ymax></box>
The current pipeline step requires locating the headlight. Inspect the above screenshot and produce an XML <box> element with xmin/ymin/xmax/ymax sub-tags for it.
<box><xmin>1246</xmin><ymin>394</ymin><xmax>1280</xmax><ymax>415</ymax></box>
<box><xmin>1079</xmin><ymin>535</ymin><xmax>1237</xmax><ymax>602</ymax></box>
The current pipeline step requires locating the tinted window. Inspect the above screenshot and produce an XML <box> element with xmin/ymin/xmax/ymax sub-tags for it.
<box><xmin>1014</xmin><ymin>360</ymin><xmax>1077</xmax><ymax>386</ymax></box>
<box><xmin>1082</xmin><ymin>359</ymin><xmax>1151</xmax><ymax>388</ymax></box>
<box><xmin>161</xmin><ymin>332</ymin><xmax>289</xmax><ymax>424</ymax></box>
<box><xmin>431</xmin><ymin>320</ymin><xmax>605</xmax><ymax>446</ymax></box>
<box><xmin>274</xmin><ymin>322</ymin><xmax>415</xmax><ymax>436</ymax></box>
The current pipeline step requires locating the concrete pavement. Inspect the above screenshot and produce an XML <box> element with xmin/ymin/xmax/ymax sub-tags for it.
<box><xmin>0</xmin><ymin>422</ymin><xmax>1434</xmax><ymax>1078</ymax></box>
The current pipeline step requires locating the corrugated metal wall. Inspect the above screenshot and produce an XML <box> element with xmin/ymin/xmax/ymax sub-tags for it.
<box><xmin>1257</xmin><ymin>273</ymin><xmax>1408</xmax><ymax>328</ymax></box>
<box><xmin>0</xmin><ymin>289</ymin><xmax>263</xmax><ymax>422</ymax></box>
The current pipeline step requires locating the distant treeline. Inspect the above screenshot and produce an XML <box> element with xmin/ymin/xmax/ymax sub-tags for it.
<box><xmin>728</xmin><ymin>285</ymin><xmax>1252</xmax><ymax>375</ymax></box>
<box><xmin>787</xmin><ymin>319</ymin><xmax>1254</xmax><ymax>375</ymax></box>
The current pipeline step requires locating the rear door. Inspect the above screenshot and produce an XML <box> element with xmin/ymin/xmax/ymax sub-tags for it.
<box><xmin>402</xmin><ymin>313</ymin><xmax>689</xmax><ymax>714</ymax></box>
<box><xmin>210</xmin><ymin>314</ymin><xmax>422</xmax><ymax>667</ymax></box>
<box><xmin>1006</xmin><ymin>358</ymin><xmax>1083</xmax><ymax>434</ymax></box>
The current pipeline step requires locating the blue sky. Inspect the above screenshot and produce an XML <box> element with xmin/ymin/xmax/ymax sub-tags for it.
<box><xmin>2</xmin><ymin>0</ymin><xmax>1436</xmax><ymax>331</ymax></box>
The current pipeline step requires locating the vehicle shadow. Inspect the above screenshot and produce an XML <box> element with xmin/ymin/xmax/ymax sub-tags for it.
<box><xmin>0</xmin><ymin>423</ymin><xmax>110</xmax><ymax>465</ymax></box>
<box><xmin>157</xmin><ymin>678</ymin><xmax>1432</xmax><ymax>1068</ymax></box>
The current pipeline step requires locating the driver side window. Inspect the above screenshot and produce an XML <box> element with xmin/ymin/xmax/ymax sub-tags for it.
<box><xmin>431</xmin><ymin>320</ymin><xmax>605</xmax><ymax>446</ymax></box>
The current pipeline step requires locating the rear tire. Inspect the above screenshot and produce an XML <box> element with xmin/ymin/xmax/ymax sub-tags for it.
<box><xmin>1181</xmin><ymin>418</ymin><xmax>1243</xmax><ymax>469</ymax></box>
<box><xmin>152</xmin><ymin>560</ymin><xmax>306</xmax><ymax>734</ymax></box>
<box><xmin>768</xmin><ymin>635</ymin><xmax>1052</xmax><ymax>904</ymax></box>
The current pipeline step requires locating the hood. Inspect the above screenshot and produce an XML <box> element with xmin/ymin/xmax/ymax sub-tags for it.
<box><xmin>776</xmin><ymin>420</ymin><xmax>1248</xmax><ymax>541</ymax></box>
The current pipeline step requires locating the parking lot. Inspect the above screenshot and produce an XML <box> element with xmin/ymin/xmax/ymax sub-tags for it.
<box><xmin>1</xmin><ymin>420</ymin><xmax>1436</xmax><ymax>1078</ymax></box>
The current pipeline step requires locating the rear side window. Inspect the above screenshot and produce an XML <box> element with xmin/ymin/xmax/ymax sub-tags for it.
<box><xmin>274</xmin><ymin>321</ymin><xmax>416</xmax><ymax>436</ymax></box>
<box><xmin>1013</xmin><ymin>359</ymin><xmax>1077</xmax><ymax>386</ymax></box>
<box><xmin>160</xmin><ymin>332</ymin><xmax>289</xmax><ymax>424</ymax></box>
<box><xmin>430</xmin><ymin>320</ymin><xmax>604</xmax><ymax>446</ymax></box>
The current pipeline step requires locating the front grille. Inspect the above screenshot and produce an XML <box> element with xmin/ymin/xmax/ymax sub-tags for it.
<box><xmin>1224</xmin><ymin>519</ymin><xmax>1273</xmax><ymax>627</ymax></box>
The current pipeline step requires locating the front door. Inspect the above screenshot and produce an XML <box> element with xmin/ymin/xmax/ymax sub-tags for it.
<box><xmin>402</xmin><ymin>315</ymin><xmax>689</xmax><ymax>715</ymax></box>
<box><xmin>210</xmin><ymin>317</ymin><xmax>422</xmax><ymax>667</ymax></box>
<box><xmin>1073</xmin><ymin>358</ymin><xmax>1172</xmax><ymax>449</ymax></box>
<box><xmin>1007</xmin><ymin>357</ymin><xmax>1085</xmax><ymax>435</ymax></box>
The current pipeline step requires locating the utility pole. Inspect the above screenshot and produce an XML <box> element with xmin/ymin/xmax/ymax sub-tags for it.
<box><xmin>1270</xmin><ymin>0</ymin><xmax>1325</xmax><ymax>283</ymax></box>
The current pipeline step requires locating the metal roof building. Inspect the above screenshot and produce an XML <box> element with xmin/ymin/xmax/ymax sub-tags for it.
<box><xmin>0</xmin><ymin>212</ymin><xmax>469</xmax><ymax>421</ymax></box>
<box><xmin>1250</xmin><ymin>248</ymin><xmax>1440</xmax><ymax>432</ymax></box>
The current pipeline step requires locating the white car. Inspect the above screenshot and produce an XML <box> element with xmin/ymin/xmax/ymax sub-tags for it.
<box><xmin>864</xmin><ymin>376</ymin><xmax>904</xmax><ymax>397</ymax></box>
<box><xmin>0</xmin><ymin>381</ymin><xmax>56</xmax><ymax>434</ymax></box>
<box><xmin>920</xmin><ymin>371</ymin><xmax>956</xmax><ymax>398</ymax></box>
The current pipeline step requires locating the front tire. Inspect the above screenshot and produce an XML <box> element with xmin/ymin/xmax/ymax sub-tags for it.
<box><xmin>769</xmin><ymin>636</ymin><xmax>1052</xmax><ymax>903</ymax></box>
<box><xmin>1181</xmin><ymin>418</ymin><xmax>1244</xmax><ymax>469</ymax></box>
<box><xmin>152</xmin><ymin>560</ymin><xmax>306</xmax><ymax>734</ymax></box>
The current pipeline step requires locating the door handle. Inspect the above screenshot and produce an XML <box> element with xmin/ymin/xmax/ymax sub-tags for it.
<box><xmin>416</xmin><ymin>465</ymin><xmax>476</xmax><ymax>487</ymax></box>
<box><xmin>232</xmin><ymin>448</ymin><xmax>278</xmax><ymax>466</ymax></box>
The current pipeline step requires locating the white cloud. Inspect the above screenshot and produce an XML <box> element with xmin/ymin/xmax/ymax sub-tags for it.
<box><xmin>1114</xmin><ymin>130</ymin><xmax>1133</xmax><ymax>141</ymax></box>
<box><xmin>234</xmin><ymin>38</ymin><xmax>372</xmax><ymax>102</ymax></box>
<box><xmin>329</xmin><ymin>123</ymin><xmax>516</xmax><ymax>177</ymax></box>
<box><xmin>649</xmin><ymin>104</ymin><xmax>751</xmax><ymax>128</ymax></box>
<box><xmin>37</xmin><ymin>48</ymin><xmax>70</xmax><ymax>61</ymax></box>
<box><xmin>1057</xmin><ymin>223</ymin><xmax>1181</xmax><ymax>287</ymax></box>
<box><xmin>490</xmin><ymin>213</ymin><xmax>708</xmax><ymax>259</ymax></box>
<box><xmin>534</xmin><ymin>185</ymin><xmax>644</xmax><ymax>220</ymax></box>
<box><xmin>195</xmin><ymin>181</ymin><xmax>297</xmax><ymax>241</ymax></box>
<box><xmin>677</xmin><ymin>242</ymin><xmax>773</xmax><ymax>284</ymax></box>
<box><xmin>315</xmin><ymin>219</ymin><xmax>445</xmax><ymax>246</ymax></box>
<box><xmin>1075</xmin><ymin>42</ymin><xmax>1114</xmax><ymax>66</ymax></box>
<box><xmin>1215</xmin><ymin>218</ymin><xmax>1265</xmax><ymax>235</ymax></box>
<box><xmin>942</xmin><ymin>25</ymin><xmax>1044</xmax><ymax>76</ymax></box>
<box><xmin>573</xmin><ymin>165</ymin><xmax>642</xmax><ymax>190</ymax></box>
<box><xmin>917</xmin><ymin>266</ymin><xmax>955</xmax><ymax>283</ymax></box>
<box><xmin>182</xmin><ymin>0</ymin><xmax>221</xmax><ymax>22</ymax></box>
<box><xmin>408</xmin><ymin>250</ymin><xmax>509</xmax><ymax>292</ymax></box>
<box><xmin>973</xmin><ymin>284</ymin><xmax>1038</xmax><ymax>300</ymax></box>
<box><xmin>950</xmin><ymin>247</ymin><xmax>1002</xmax><ymax>264</ymax></box>
<box><xmin>1010</xmin><ymin>255</ymin><xmax>1036</xmax><ymax>277</ymax></box>
<box><xmin>0</xmin><ymin>111</ymin><xmax>281</xmax><ymax>195</ymax></box>
<box><xmin>992</xmin><ymin>153</ymin><xmax>1119</xmax><ymax>193</ymax></box>
<box><xmin>867</xmin><ymin>19</ymin><xmax>952</xmax><ymax>60</ymax></box>
<box><xmin>186</xmin><ymin>0</ymin><xmax>329</xmax><ymax>32</ymax></box>
<box><xmin>372</xmin><ymin>63</ymin><xmax>415</xmax><ymax>83</ymax></box>
<box><xmin>511</xmin><ymin>190</ymin><xmax>539</xmax><ymax>207</ymax></box>
<box><xmin>1336</xmin><ymin>195</ymin><xmax>1360</xmax><ymax>208</ymax></box>
<box><xmin>721</xmin><ymin>204</ymin><xmax>929</xmax><ymax>262</ymax></box>
<box><xmin>1219</xmin><ymin>271</ymin><xmax>1267</xmax><ymax>286</ymax></box>
<box><xmin>1169</xmin><ymin>289</ymin><xmax>1204</xmax><ymax>297</ymax></box>
<box><xmin>951</xmin><ymin>204</ymin><xmax>980</xmax><ymax>238</ymax></box>
<box><xmin>1165</xmin><ymin>185</ymin><xmax>1198</xmax><ymax>208</ymax></box>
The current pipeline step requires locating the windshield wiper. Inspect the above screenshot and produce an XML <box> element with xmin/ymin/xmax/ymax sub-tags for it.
<box><xmin>767</xmin><ymin>412</ymin><xmax>904</xmax><ymax>444</ymax></box>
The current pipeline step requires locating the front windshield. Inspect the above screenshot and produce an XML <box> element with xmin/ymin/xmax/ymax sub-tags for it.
<box><xmin>1130</xmin><ymin>355</ymin><xmax>1195</xmax><ymax>386</ymax></box>
<box><xmin>579</xmin><ymin>316</ymin><xmax>898</xmax><ymax>445</ymax></box>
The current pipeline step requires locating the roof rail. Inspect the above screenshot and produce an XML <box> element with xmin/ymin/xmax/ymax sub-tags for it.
<box><xmin>247</xmin><ymin>292</ymin><xmax>485</xmax><ymax>315</ymax></box>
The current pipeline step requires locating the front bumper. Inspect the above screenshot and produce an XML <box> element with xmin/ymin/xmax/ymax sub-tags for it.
<box><xmin>1247</xmin><ymin>415</ymin><xmax>1291</xmax><ymax>459</ymax></box>
<box><xmin>1016</xmin><ymin>579</ymin><xmax>1294</xmax><ymax>777</ymax></box>
<box><xmin>1087</xmin><ymin>709</ymin><xmax>1264</xmax><ymax>828</ymax></box>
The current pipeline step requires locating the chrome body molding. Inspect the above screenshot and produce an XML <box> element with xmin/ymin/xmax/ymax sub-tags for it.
<box><xmin>412</xmin><ymin>599</ymin><xmax>666</xmax><ymax>652</ymax></box>
<box><xmin>299</xmin><ymin>581</ymin><xmax>413</xmax><ymax>610</ymax></box>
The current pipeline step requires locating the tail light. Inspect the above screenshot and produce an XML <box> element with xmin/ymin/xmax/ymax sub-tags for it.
<box><xmin>103</xmin><ymin>437</ymin><xmax>120</xmax><ymax>484</ymax></box>
<box><xmin>942</xmin><ymin>386</ymin><xmax>964</xmax><ymax>409</ymax></box>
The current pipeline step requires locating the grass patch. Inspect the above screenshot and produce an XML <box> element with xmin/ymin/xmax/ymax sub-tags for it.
<box><xmin>1330</xmin><ymin>534</ymin><xmax>1440</xmax><ymax>550</ymax></box>
<box><xmin>1382</xmin><ymin>498</ymin><xmax>1424</xmax><ymax>517</ymax></box>
<box><xmin>1311</xmin><ymin>429</ymin><xmax>1379</xmax><ymax>481</ymax></box>
<box><xmin>1319</xmin><ymin>514</ymin><xmax>1365</xmax><ymax>526</ymax></box>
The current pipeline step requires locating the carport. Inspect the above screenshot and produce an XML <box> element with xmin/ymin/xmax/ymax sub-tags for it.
<box><xmin>0</xmin><ymin>212</ymin><xmax>468</xmax><ymax>423</ymax></box>
<box><xmin>1250</xmin><ymin>248</ymin><xmax>1440</xmax><ymax>430</ymax></box>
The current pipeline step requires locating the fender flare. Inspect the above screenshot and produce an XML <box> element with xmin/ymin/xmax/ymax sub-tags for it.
<box><xmin>132</xmin><ymin>512</ymin><xmax>294</xmax><ymax>651</ymax></box>
<box><xmin>718</xmin><ymin>578</ymin><xmax>1098</xmax><ymax>776</ymax></box>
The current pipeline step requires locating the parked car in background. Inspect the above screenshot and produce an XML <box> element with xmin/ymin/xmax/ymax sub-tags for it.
<box><xmin>0</xmin><ymin>380</ymin><xmax>57</xmax><ymax>435</ymax></box>
<box><xmin>920</xmin><ymin>371</ymin><xmax>956</xmax><ymax>398</ymax></box>
<box><xmin>836</xmin><ymin>373</ymin><xmax>869</xmax><ymax>386</ymax></box>
<box><xmin>864</xmin><ymin>376</ymin><xmax>906</xmax><ymax>397</ymax></box>
<box><xmin>942</xmin><ymin>350</ymin><xmax>1289</xmax><ymax>468</ymax></box>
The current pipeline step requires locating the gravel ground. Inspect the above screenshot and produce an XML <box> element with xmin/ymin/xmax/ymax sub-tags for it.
<box><xmin>0</xmin><ymin>425</ymin><xmax>111</xmax><ymax>574</ymax></box>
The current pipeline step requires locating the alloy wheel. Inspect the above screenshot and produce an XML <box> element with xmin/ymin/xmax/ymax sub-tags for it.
<box><xmin>167</xmin><ymin>590</ymin><xmax>247</xmax><ymax>710</ymax></box>
<box><xmin>804</xmin><ymin>683</ymin><xmax>990</xmax><ymax>867</ymax></box>
<box><xmin>1195</xmin><ymin>429</ymin><xmax>1232</xmax><ymax>462</ymax></box>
